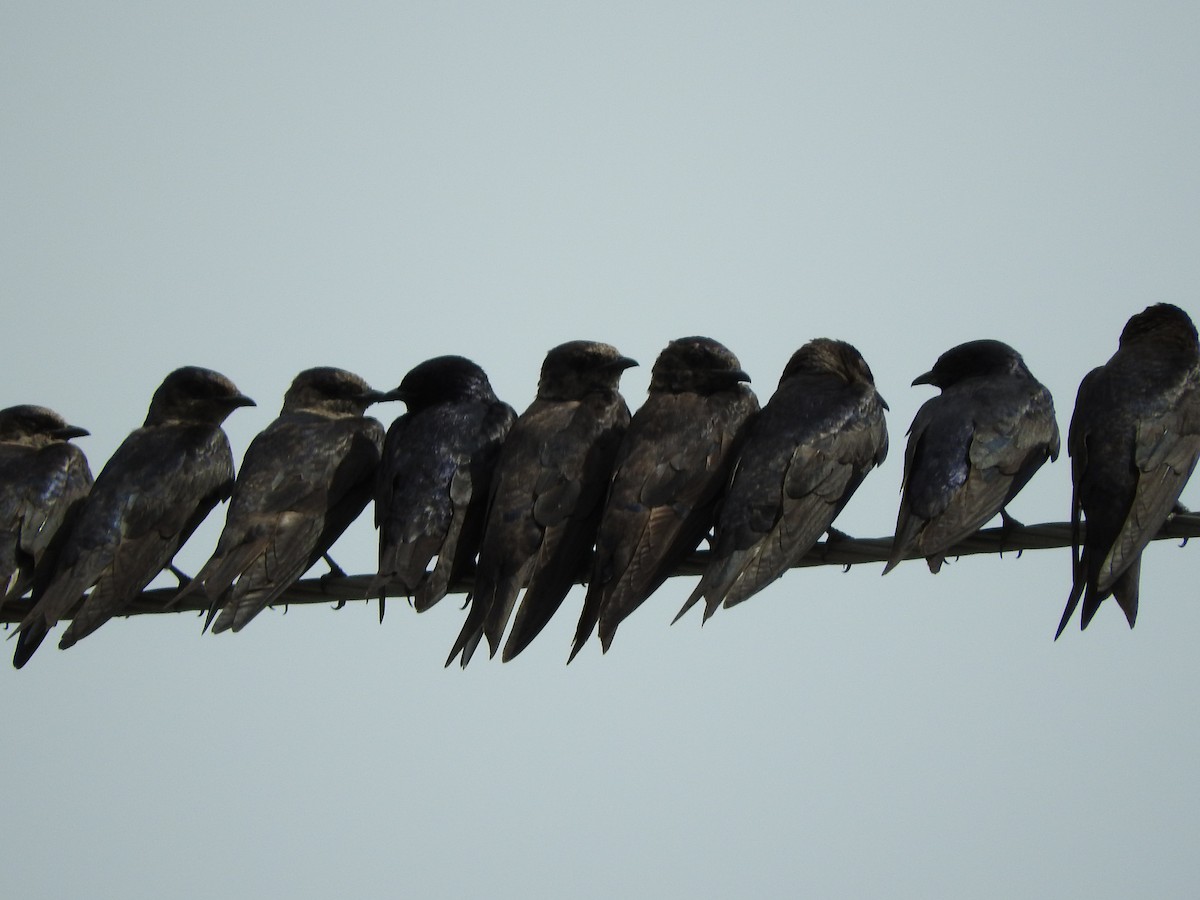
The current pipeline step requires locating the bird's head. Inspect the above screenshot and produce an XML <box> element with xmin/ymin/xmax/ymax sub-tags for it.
<box><xmin>648</xmin><ymin>336</ymin><xmax>750</xmax><ymax>395</ymax></box>
<box><xmin>912</xmin><ymin>340</ymin><xmax>1026</xmax><ymax>390</ymax></box>
<box><xmin>389</xmin><ymin>355</ymin><xmax>496</xmax><ymax>411</ymax></box>
<box><xmin>537</xmin><ymin>341</ymin><xmax>637</xmax><ymax>401</ymax></box>
<box><xmin>281</xmin><ymin>367</ymin><xmax>390</xmax><ymax>417</ymax></box>
<box><xmin>144</xmin><ymin>367</ymin><xmax>255</xmax><ymax>427</ymax></box>
<box><xmin>780</xmin><ymin>338</ymin><xmax>885</xmax><ymax>405</ymax></box>
<box><xmin>1119</xmin><ymin>304</ymin><xmax>1199</xmax><ymax>357</ymax></box>
<box><xmin>0</xmin><ymin>405</ymin><xmax>89</xmax><ymax>447</ymax></box>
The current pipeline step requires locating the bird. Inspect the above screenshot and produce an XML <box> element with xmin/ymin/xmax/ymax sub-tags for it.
<box><xmin>173</xmin><ymin>367</ymin><xmax>391</xmax><ymax>634</ymax></box>
<box><xmin>446</xmin><ymin>340</ymin><xmax>636</xmax><ymax>667</ymax></box>
<box><xmin>884</xmin><ymin>339</ymin><xmax>1060</xmax><ymax>575</ymax></box>
<box><xmin>1055</xmin><ymin>303</ymin><xmax>1200</xmax><ymax>636</ymax></box>
<box><xmin>675</xmin><ymin>339</ymin><xmax>889</xmax><ymax>623</ymax></box>
<box><xmin>0</xmin><ymin>406</ymin><xmax>93</xmax><ymax>613</ymax></box>
<box><xmin>571</xmin><ymin>336</ymin><xmax>759</xmax><ymax>659</ymax></box>
<box><xmin>370</xmin><ymin>356</ymin><xmax>516</xmax><ymax>618</ymax></box>
<box><xmin>13</xmin><ymin>367</ymin><xmax>254</xmax><ymax>666</ymax></box>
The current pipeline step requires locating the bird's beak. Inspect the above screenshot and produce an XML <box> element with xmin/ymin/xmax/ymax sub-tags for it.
<box><xmin>610</xmin><ymin>356</ymin><xmax>639</xmax><ymax>372</ymax></box>
<box><xmin>879</xmin><ymin>395</ymin><xmax>890</xmax><ymax>411</ymax></box>
<box><xmin>911</xmin><ymin>371</ymin><xmax>935</xmax><ymax>387</ymax></box>
<box><xmin>733</xmin><ymin>369</ymin><xmax>752</xmax><ymax>383</ymax></box>
<box><xmin>230</xmin><ymin>394</ymin><xmax>256</xmax><ymax>409</ymax></box>
<box><xmin>358</xmin><ymin>389</ymin><xmax>393</xmax><ymax>406</ymax></box>
<box><xmin>379</xmin><ymin>386</ymin><xmax>408</xmax><ymax>404</ymax></box>
<box><xmin>53</xmin><ymin>425</ymin><xmax>90</xmax><ymax>440</ymax></box>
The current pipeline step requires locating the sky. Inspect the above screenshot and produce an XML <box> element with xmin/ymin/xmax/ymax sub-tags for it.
<box><xmin>3</xmin><ymin>3</ymin><xmax>1199</xmax><ymax>897</ymax></box>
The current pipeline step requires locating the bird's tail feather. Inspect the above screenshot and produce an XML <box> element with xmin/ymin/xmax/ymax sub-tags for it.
<box><xmin>1055</xmin><ymin>575</ymin><xmax>1086</xmax><ymax>640</ymax></box>
<box><xmin>13</xmin><ymin>618</ymin><xmax>48</xmax><ymax>669</ymax></box>
<box><xmin>446</xmin><ymin>590</ymin><xmax>489</xmax><ymax>668</ymax></box>
<box><xmin>568</xmin><ymin>581</ymin><xmax>604</xmax><ymax>663</ymax></box>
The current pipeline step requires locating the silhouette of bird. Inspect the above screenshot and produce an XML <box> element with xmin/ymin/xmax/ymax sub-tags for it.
<box><xmin>1056</xmin><ymin>303</ymin><xmax>1200</xmax><ymax>636</ymax></box>
<box><xmin>884</xmin><ymin>340</ymin><xmax>1059</xmax><ymax>574</ymax></box>
<box><xmin>0</xmin><ymin>406</ymin><xmax>93</xmax><ymax>613</ymax></box>
<box><xmin>370</xmin><ymin>356</ymin><xmax>515</xmax><ymax>618</ymax></box>
<box><xmin>446</xmin><ymin>341</ymin><xmax>636</xmax><ymax>667</ymax></box>
<box><xmin>571</xmin><ymin>336</ymin><xmax>758</xmax><ymax>659</ymax></box>
<box><xmin>174</xmin><ymin>367</ymin><xmax>391</xmax><ymax>634</ymax></box>
<box><xmin>14</xmin><ymin>367</ymin><xmax>253</xmax><ymax>666</ymax></box>
<box><xmin>676</xmin><ymin>339</ymin><xmax>888</xmax><ymax>622</ymax></box>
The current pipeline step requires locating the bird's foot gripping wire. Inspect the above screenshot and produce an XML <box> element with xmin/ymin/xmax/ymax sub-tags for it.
<box><xmin>999</xmin><ymin>509</ymin><xmax>1025</xmax><ymax>559</ymax></box>
<box><xmin>321</xmin><ymin>555</ymin><xmax>348</xmax><ymax>594</ymax></box>
<box><xmin>824</xmin><ymin>527</ymin><xmax>854</xmax><ymax>572</ymax></box>
<box><xmin>317</xmin><ymin>555</ymin><xmax>348</xmax><ymax>610</ymax></box>
<box><xmin>321</xmin><ymin>553</ymin><xmax>347</xmax><ymax>581</ymax></box>
<box><xmin>168</xmin><ymin>564</ymin><xmax>192</xmax><ymax>588</ymax></box>
<box><xmin>1170</xmin><ymin>502</ymin><xmax>1192</xmax><ymax>547</ymax></box>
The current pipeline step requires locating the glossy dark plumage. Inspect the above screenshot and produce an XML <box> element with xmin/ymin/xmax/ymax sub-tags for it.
<box><xmin>0</xmin><ymin>406</ymin><xmax>93</xmax><ymax>612</ymax></box>
<box><xmin>885</xmin><ymin>340</ymin><xmax>1060</xmax><ymax>574</ymax></box>
<box><xmin>370</xmin><ymin>356</ymin><xmax>515</xmax><ymax>615</ymax></box>
<box><xmin>676</xmin><ymin>339</ymin><xmax>888</xmax><ymax>622</ymax></box>
<box><xmin>446</xmin><ymin>341</ymin><xmax>636</xmax><ymax>667</ymax></box>
<box><xmin>174</xmin><ymin>367</ymin><xmax>389</xmax><ymax>634</ymax></box>
<box><xmin>1056</xmin><ymin>304</ymin><xmax>1200</xmax><ymax>636</ymax></box>
<box><xmin>571</xmin><ymin>336</ymin><xmax>758</xmax><ymax>659</ymax></box>
<box><xmin>14</xmin><ymin>367</ymin><xmax>254</xmax><ymax>666</ymax></box>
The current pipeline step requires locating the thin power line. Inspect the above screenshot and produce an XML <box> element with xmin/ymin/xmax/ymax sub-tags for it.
<box><xmin>3</xmin><ymin>513</ymin><xmax>1196</xmax><ymax>624</ymax></box>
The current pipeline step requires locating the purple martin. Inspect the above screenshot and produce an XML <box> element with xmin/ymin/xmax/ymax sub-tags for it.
<box><xmin>369</xmin><ymin>356</ymin><xmax>516</xmax><ymax>618</ymax></box>
<box><xmin>884</xmin><ymin>340</ymin><xmax>1060</xmax><ymax>575</ymax></box>
<box><xmin>675</xmin><ymin>339</ymin><xmax>888</xmax><ymax>623</ymax></box>
<box><xmin>14</xmin><ymin>367</ymin><xmax>254</xmax><ymax>666</ymax></box>
<box><xmin>446</xmin><ymin>341</ymin><xmax>636</xmax><ymax>667</ymax></box>
<box><xmin>173</xmin><ymin>367</ymin><xmax>389</xmax><ymax>634</ymax></box>
<box><xmin>1056</xmin><ymin>303</ymin><xmax>1200</xmax><ymax>636</ymax></box>
<box><xmin>883</xmin><ymin>340</ymin><xmax>1060</xmax><ymax>573</ymax></box>
<box><xmin>0</xmin><ymin>406</ymin><xmax>93</xmax><ymax>613</ymax></box>
<box><xmin>570</xmin><ymin>336</ymin><xmax>759</xmax><ymax>659</ymax></box>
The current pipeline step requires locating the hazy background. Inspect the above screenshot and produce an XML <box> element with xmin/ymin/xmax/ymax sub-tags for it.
<box><xmin>4</xmin><ymin>3</ymin><xmax>1199</xmax><ymax>897</ymax></box>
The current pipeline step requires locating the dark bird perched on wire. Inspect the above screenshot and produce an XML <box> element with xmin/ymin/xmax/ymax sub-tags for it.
<box><xmin>884</xmin><ymin>340</ymin><xmax>1059</xmax><ymax>575</ymax></box>
<box><xmin>369</xmin><ymin>356</ymin><xmax>515</xmax><ymax>619</ymax></box>
<box><xmin>0</xmin><ymin>406</ymin><xmax>93</xmax><ymax>613</ymax></box>
<box><xmin>675</xmin><ymin>339</ymin><xmax>888</xmax><ymax>623</ymax></box>
<box><xmin>1056</xmin><ymin>303</ymin><xmax>1200</xmax><ymax>637</ymax></box>
<box><xmin>173</xmin><ymin>367</ymin><xmax>391</xmax><ymax>634</ymax></box>
<box><xmin>571</xmin><ymin>336</ymin><xmax>758</xmax><ymax>659</ymax></box>
<box><xmin>446</xmin><ymin>341</ymin><xmax>636</xmax><ymax>667</ymax></box>
<box><xmin>13</xmin><ymin>367</ymin><xmax>254</xmax><ymax>667</ymax></box>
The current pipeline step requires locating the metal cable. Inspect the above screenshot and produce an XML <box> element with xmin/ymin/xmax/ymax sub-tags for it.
<box><xmin>3</xmin><ymin>513</ymin><xmax>1196</xmax><ymax>624</ymax></box>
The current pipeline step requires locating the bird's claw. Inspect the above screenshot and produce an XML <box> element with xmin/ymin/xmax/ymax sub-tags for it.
<box><xmin>998</xmin><ymin>509</ymin><xmax>1024</xmax><ymax>557</ymax></box>
<box><xmin>322</xmin><ymin>553</ymin><xmax>347</xmax><ymax>579</ymax></box>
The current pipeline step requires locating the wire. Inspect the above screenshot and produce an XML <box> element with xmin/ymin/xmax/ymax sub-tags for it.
<box><xmin>3</xmin><ymin>513</ymin><xmax>1197</xmax><ymax>624</ymax></box>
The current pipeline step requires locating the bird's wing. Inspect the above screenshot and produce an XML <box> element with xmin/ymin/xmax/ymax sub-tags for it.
<box><xmin>887</xmin><ymin>400</ymin><xmax>960</xmax><ymax>571</ymax></box>
<box><xmin>16</xmin><ymin>444</ymin><xmax>93</xmax><ymax>574</ymax></box>
<box><xmin>414</xmin><ymin>403</ymin><xmax>515</xmax><ymax>612</ymax></box>
<box><xmin>0</xmin><ymin>445</ymin><xmax>92</xmax><ymax>605</ymax></box>
<box><xmin>594</xmin><ymin>389</ymin><xmax>755</xmax><ymax>649</ymax></box>
<box><xmin>56</xmin><ymin>427</ymin><xmax>234</xmax><ymax>648</ymax></box>
<box><xmin>486</xmin><ymin>397</ymin><xmax>625</xmax><ymax>660</ymax></box>
<box><xmin>208</xmin><ymin>418</ymin><xmax>382</xmax><ymax>633</ymax></box>
<box><xmin>721</xmin><ymin>398</ymin><xmax>886</xmax><ymax>610</ymax></box>
<box><xmin>682</xmin><ymin>387</ymin><xmax>884</xmax><ymax>618</ymax></box>
<box><xmin>896</xmin><ymin>383</ymin><xmax>1056</xmax><ymax>564</ymax></box>
<box><xmin>1097</xmin><ymin>383</ymin><xmax>1200</xmax><ymax>594</ymax></box>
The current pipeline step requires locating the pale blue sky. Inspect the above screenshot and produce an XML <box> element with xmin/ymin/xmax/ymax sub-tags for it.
<box><xmin>3</xmin><ymin>3</ymin><xmax>1199</xmax><ymax>898</ymax></box>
